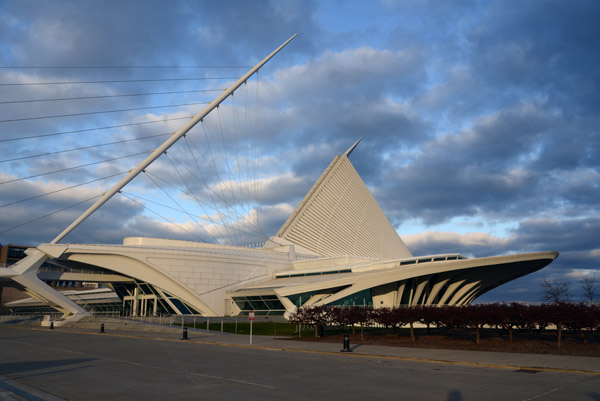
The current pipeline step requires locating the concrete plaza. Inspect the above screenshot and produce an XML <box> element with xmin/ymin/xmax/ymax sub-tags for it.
<box><xmin>1</xmin><ymin>324</ymin><xmax>599</xmax><ymax>400</ymax></box>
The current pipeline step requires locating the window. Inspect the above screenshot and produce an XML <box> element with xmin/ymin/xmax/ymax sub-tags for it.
<box><xmin>277</xmin><ymin>269</ymin><xmax>352</xmax><ymax>279</ymax></box>
<box><xmin>232</xmin><ymin>296</ymin><xmax>286</xmax><ymax>315</ymax></box>
<box><xmin>287</xmin><ymin>291</ymin><xmax>317</xmax><ymax>307</ymax></box>
<box><xmin>329</xmin><ymin>289</ymin><xmax>373</xmax><ymax>307</ymax></box>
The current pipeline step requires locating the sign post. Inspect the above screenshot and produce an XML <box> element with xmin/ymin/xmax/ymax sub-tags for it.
<box><xmin>249</xmin><ymin>311</ymin><xmax>255</xmax><ymax>345</ymax></box>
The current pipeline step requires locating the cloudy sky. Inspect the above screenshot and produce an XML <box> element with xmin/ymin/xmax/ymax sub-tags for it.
<box><xmin>1</xmin><ymin>0</ymin><xmax>599</xmax><ymax>302</ymax></box>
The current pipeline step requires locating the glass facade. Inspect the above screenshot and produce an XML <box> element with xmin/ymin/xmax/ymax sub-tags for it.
<box><xmin>285</xmin><ymin>288</ymin><xmax>373</xmax><ymax>308</ymax></box>
<box><xmin>113</xmin><ymin>281</ymin><xmax>201</xmax><ymax>316</ymax></box>
<box><xmin>287</xmin><ymin>291</ymin><xmax>318</xmax><ymax>307</ymax></box>
<box><xmin>232</xmin><ymin>295</ymin><xmax>286</xmax><ymax>315</ymax></box>
<box><xmin>329</xmin><ymin>289</ymin><xmax>373</xmax><ymax>307</ymax></box>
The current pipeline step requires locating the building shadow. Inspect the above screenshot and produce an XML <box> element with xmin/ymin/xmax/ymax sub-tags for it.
<box><xmin>446</xmin><ymin>389</ymin><xmax>464</xmax><ymax>401</ymax></box>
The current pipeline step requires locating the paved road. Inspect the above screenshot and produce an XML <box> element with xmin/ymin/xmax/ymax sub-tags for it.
<box><xmin>1</xmin><ymin>326</ymin><xmax>599</xmax><ymax>401</ymax></box>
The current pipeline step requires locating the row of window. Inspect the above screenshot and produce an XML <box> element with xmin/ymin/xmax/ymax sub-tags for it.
<box><xmin>233</xmin><ymin>288</ymin><xmax>375</xmax><ymax>315</ymax></box>
<box><xmin>232</xmin><ymin>295</ymin><xmax>286</xmax><ymax>315</ymax></box>
<box><xmin>400</xmin><ymin>255</ymin><xmax>464</xmax><ymax>266</ymax></box>
<box><xmin>275</xmin><ymin>255</ymin><xmax>465</xmax><ymax>279</ymax></box>
<box><xmin>276</xmin><ymin>268</ymin><xmax>352</xmax><ymax>279</ymax></box>
<box><xmin>8</xmin><ymin>301</ymin><xmax>123</xmax><ymax>315</ymax></box>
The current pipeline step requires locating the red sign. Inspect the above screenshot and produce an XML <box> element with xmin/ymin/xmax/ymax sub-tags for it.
<box><xmin>249</xmin><ymin>311</ymin><xmax>255</xmax><ymax>321</ymax></box>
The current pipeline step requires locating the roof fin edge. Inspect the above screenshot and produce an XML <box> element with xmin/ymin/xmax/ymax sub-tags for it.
<box><xmin>344</xmin><ymin>137</ymin><xmax>363</xmax><ymax>158</ymax></box>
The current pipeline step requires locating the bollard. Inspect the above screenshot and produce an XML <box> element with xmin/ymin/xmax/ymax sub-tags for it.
<box><xmin>181</xmin><ymin>326</ymin><xmax>188</xmax><ymax>340</ymax></box>
<box><xmin>341</xmin><ymin>333</ymin><xmax>352</xmax><ymax>352</ymax></box>
<box><xmin>100</xmin><ymin>323</ymin><xmax>105</xmax><ymax>333</ymax></box>
<box><xmin>50</xmin><ymin>321</ymin><xmax>54</xmax><ymax>330</ymax></box>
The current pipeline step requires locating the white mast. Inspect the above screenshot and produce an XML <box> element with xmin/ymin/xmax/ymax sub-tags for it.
<box><xmin>51</xmin><ymin>34</ymin><xmax>297</xmax><ymax>244</ymax></box>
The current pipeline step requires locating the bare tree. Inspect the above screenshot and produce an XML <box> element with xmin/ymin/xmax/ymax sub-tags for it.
<box><xmin>540</xmin><ymin>277</ymin><xmax>571</xmax><ymax>303</ymax></box>
<box><xmin>580</xmin><ymin>274</ymin><xmax>598</xmax><ymax>304</ymax></box>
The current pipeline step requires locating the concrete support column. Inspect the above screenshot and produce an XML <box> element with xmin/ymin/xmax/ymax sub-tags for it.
<box><xmin>132</xmin><ymin>288</ymin><xmax>139</xmax><ymax>317</ymax></box>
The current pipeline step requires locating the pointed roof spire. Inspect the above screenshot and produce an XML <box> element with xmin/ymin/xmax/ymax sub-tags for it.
<box><xmin>344</xmin><ymin>137</ymin><xmax>363</xmax><ymax>158</ymax></box>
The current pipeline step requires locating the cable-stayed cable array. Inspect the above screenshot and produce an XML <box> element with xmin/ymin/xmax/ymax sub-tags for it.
<box><xmin>0</xmin><ymin>65</ymin><xmax>268</xmax><ymax>246</ymax></box>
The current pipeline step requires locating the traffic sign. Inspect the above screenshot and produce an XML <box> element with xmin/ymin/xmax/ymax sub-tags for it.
<box><xmin>249</xmin><ymin>311</ymin><xmax>255</xmax><ymax>321</ymax></box>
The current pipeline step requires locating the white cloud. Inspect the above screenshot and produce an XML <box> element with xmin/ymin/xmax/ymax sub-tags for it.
<box><xmin>403</xmin><ymin>230</ymin><xmax>510</xmax><ymax>252</ymax></box>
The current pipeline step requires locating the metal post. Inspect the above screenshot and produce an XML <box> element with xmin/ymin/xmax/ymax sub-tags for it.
<box><xmin>235</xmin><ymin>319</ymin><xmax>237</xmax><ymax>334</ymax></box>
<box><xmin>221</xmin><ymin>319</ymin><xmax>223</xmax><ymax>333</ymax></box>
<box><xmin>250</xmin><ymin>319</ymin><xmax>253</xmax><ymax>345</ymax></box>
<box><xmin>207</xmin><ymin>318</ymin><xmax>209</xmax><ymax>331</ymax></box>
<box><xmin>182</xmin><ymin>327</ymin><xmax>188</xmax><ymax>340</ymax></box>
<box><xmin>193</xmin><ymin>315</ymin><xmax>196</xmax><ymax>330</ymax></box>
<box><xmin>341</xmin><ymin>334</ymin><xmax>352</xmax><ymax>352</ymax></box>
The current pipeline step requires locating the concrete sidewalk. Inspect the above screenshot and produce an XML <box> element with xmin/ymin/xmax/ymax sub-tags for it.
<box><xmin>18</xmin><ymin>323</ymin><xmax>600</xmax><ymax>376</ymax></box>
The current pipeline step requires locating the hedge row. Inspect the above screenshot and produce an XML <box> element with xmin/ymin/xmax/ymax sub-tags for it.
<box><xmin>288</xmin><ymin>303</ymin><xmax>600</xmax><ymax>347</ymax></box>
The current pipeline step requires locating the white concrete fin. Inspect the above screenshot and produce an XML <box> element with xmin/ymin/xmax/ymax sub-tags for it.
<box><xmin>277</xmin><ymin>152</ymin><xmax>412</xmax><ymax>260</ymax></box>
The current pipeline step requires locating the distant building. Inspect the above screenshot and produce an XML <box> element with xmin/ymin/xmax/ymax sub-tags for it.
<box><xmin>0</xmin><ymin>244</ymin><xmax>29</xmax><ymax>266</ymax></box>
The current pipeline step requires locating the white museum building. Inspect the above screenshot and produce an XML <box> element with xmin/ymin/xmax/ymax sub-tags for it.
<box><xmin>2</xmin><ymin>142</ymin><xmax>558</xmax><ymax>318</ymax></box>
<box><xmin>0</xmin><ymin>36</ymin><xmax>557</xmax><ymax>320</ymax></box>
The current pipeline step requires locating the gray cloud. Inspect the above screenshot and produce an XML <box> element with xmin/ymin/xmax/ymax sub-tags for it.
<box><xmin>1</xmin><ymin>1</ymin><xmax>599</xmax><ymax>302</ymax></box>
<box><xmin>0</xmin><ymin>0</ymin><xmax>318</xmax><ymax>71</ymax></box>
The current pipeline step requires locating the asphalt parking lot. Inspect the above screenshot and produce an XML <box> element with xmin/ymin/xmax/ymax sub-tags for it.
<box><xmin>1</xmin><ymin>326</ymin><xmax>599</xmax><ymax>401</ymax></box>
